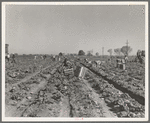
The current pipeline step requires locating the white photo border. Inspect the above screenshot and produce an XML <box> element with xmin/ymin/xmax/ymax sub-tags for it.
<box><xmin>2</xmin><ymin>1</ymin><xmax>149</xmax><ymax>122</ymax></box>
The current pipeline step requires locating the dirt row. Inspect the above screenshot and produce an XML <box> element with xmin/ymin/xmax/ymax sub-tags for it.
<box><xmin>5</xmin><ymin>62</ymin><xmax>61</xmax><ymax>117</ymax></box>
<box><xmin>84</xmin><ymin>69</ymin><xmax>145</xmax><ymax>118</ymax></box>
<box><xmin>6</xmin><ymin>61</ymin><xmax>119</xmax><ymax>117</ymax></box>
<box><xmin>81</xmin><ymin>62</ymin><xmax>145</xmax><ymax>105</ymax></box>
<box><xmin>5</xmin><ymin>60</ymin><xmax>145</xmax><ymax>118</ymax></box>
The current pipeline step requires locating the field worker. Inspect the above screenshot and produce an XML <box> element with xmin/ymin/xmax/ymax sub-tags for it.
<box><xmin>11</xmin><ymin>53</ymin><xmax>16</xmax><ymax>64</ymax></box>
<box><xmin>96</xmin><ymin>60</ymin><xmax>101</xmax><ymax>67</ymax></box>
<box><xmin>84</xmin><ymin>58</ymin><xmax>88</xmax><ymax>63</ymax></box>
<box><xmin>6</xmin><ymin>53</ymin><xmax>10</xmax><ymax>62</ymax></box>
<box><xmin>43</xmin><ymin>55</ymin><xmax>46</xmax><ymax>60</ymax></box>
<box><xmin>124</xmin><ymin>55</ymin><xmax>128</xmax><ymax>63</ymax></box>
<box><xmin>7</xmin><ymin>53</ymin><xmax>10</xmax><ymax>62</ymax></box>
<box><xmin>34</xmin><ymin>55</ymin><xmax>37</xmax><ymax>60</ymax></box>
<box><xmin>58</xmin><ymin>57</ymin><xmax>61</xmax><ymax>61</ymax></box>
<box><xmin>53</xmin><ymin>55</ymin><xmax>55</xmax><ymax>61</ymax></box>
<box><xmin>41</xmin><ymin>56</ymin><xmax>43</xmax><ymax>59</ymax></box>
<box><xmin>63</xmin><ymin>58</ymin><xmax>68</xmax><ymax>67</ymax></box>
<box><xmin>64</xmin><ymin>58</ymin><xmax>73</xmax><ymax>69</ymax></box>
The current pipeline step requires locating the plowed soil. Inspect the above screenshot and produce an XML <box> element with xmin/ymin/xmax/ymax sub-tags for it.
<box><xmin>5</xmin><ymin>59</ymin><xmax>145</xmax><ymax>118</ymax></box>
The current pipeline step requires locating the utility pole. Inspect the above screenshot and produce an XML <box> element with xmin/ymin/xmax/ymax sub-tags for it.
<box><xmin>126</xmin><ymin>40</ymin><xmax>129</xmax><ymax>56</ymax></box>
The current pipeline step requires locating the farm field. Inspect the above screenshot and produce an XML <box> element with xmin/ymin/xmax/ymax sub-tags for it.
<box><xmin>4</xmin><ymin>3</ymin><xmax>148</xmax><ymax>121</ymax></box>
<box><xmin>81</xmin><ymin>57</ymin><xmax>145</xmax><ymax>104</ymax></box>
<box><xmin>5</xmin><ymin>55</ymin><xmax>145</xmax><ymax>118</ymax></box>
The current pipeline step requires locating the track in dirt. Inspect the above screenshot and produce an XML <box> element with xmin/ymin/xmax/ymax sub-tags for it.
<box><xmin>81</xmin><ymin>63</ymin><xmax>145</xmax><ymax>105</ymax></box>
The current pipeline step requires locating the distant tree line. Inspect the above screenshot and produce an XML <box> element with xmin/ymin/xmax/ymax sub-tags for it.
<box><xmin>114</xmin><ymin>46</ymin><xmax>132</xmax><ymax>56</ymax></box>
<box><xmin>78</xmin><ymin>45</ymin><xmax>133</xmax><ymax>56</ymax></box>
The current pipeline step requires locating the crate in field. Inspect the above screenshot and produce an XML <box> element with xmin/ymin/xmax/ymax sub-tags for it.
<box><xmin>64</xmin><ymin>68</ymin><xmax>74</xmax><ymax>76</ymax></box>
<box><xmin>116</xmin><ymin>60</ymin><xmax>121</xmax><ymax>68</ymax></box>
<box><xmin>116</xmin><ymin>59</ymin><xmax>126</xmax><ymax>70</ymax></box>
<box><xmin>117</xmin><ymin>63</ymin><xmax>121</xmax><ymax>68</ymax></box>
<box><xmin>120</xmin><ymin>64</ymin><xmax>125</xmax><ymax>70</ymax></box>
<box><xmin>74</xmin><ymin>66</ymin><xmax>87</xmax><ymax>79</ymax></box>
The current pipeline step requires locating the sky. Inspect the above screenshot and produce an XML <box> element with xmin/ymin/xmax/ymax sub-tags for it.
<box><xmin>5</xmin><ymin>4</ymin><xmax>145</xmax><ymax>55</ymax></box>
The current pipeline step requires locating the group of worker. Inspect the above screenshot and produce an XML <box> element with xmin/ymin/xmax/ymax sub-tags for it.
<box><xmin>5</xmin><ymin>51</ymin><xmax>129</xmax><ymax>71</ymax></box>
<box><xmin>136</xmin><ymin>50</ymin><xmax>145</xmax><ymax>64</ymax></box>
<box><xmin>82</xmin><ymin>55</ymin><xmax>128</xmax><ymax>70</ymax></box>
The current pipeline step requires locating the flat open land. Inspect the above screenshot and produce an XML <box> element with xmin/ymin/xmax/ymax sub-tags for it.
<box><xmin>5</xmin><ymin>55</ymin><xmax>145</xmax><ymax>118</ymax></box>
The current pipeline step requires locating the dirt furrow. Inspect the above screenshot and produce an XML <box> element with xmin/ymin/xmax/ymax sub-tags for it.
<box><xmin>59</xmin><ymin>96</ymin><xmax>70</xmax><ymax>117</ymax></box>
<box><xmin>5</xmin><ymin>76</ymin><xmax>51</xmax><ymax>117</ymax></box>
<box><xmin>84</xmin><ymin>69</ymin><xmax>145</xmax><ymax>118</ymax></box>
<box><xmin>11</xmin><ymin>62</ymin><xmax>59</xmax><ymax>87</ymax></box>
<box><xmin>5</xmin><ymin>63</ymin><xmax>62</xmax><ymax>117</ymax></box>
<box><xmin>82</xmin><ymin>63</ymin><xmax>145</xmax><ymax>105</ymax></box>
<box><xmin>82</xmin><ymin>79</ymin><xmax>117</xmax><ymax>117</ymax></box>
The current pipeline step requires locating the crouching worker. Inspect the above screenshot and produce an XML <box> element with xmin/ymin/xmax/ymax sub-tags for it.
<box><xmin>43</xmin><ymin>55</ymin><xmax>47</xmax><ymax>60</ymax></box>
<box><xmin>84</xmin><ymin>58</ymin><xmax>88</xmax><ymax>63</ymax></box>
<box><xmin>63</xmin><ymin>58</ymin><xmax>73</xmax><ymax>69</ymax></box>
<box><xmin>63</xmin><ymin>58</ymin><xmax>74</xmax><ymax>79</ymax></box>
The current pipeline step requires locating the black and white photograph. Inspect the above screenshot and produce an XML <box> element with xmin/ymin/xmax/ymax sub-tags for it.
<box><xmin>2</xmin><ymin>2</ymin><xmax>148</xmax><ymax>121</ymax></box>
